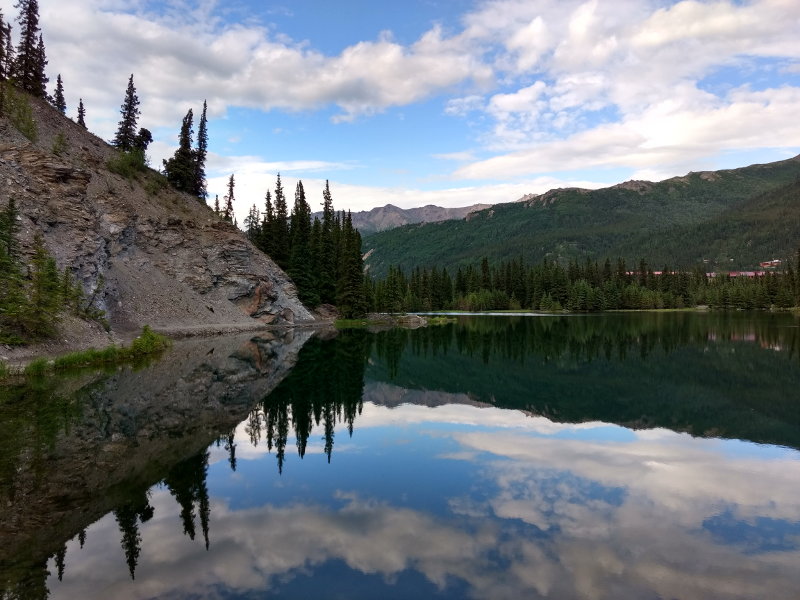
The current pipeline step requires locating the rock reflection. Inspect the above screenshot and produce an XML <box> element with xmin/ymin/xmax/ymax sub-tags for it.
<box><xmin>0</xmin><ymin>328</ymin><xmax>312</xmax><ymax>599</ymax></box>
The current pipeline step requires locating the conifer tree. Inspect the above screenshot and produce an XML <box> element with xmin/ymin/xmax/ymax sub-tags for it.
<box><xmin>53</xmin><ymin>73</ymin><xmax>65</xmax><ymax>113</ymax></box>
<box><xmin>76</xmin><ymin>97</ymin><xmax>86</xmax><ymax>127</ymax></box>
<box><xmin>163</xmin><ymin>108</ymin><xmax>194</xmax><ymax>192</ymax></box>
<box><xmin>25</xmin><ymin>232</ymin><xmax>61</xmax><ymax>337</ymax></box>
<box><xmin>318</xmin><ymin>181</ymin><xmax>337</xmax><ymax>304</ymax></box>
<box><xmin>193</xmin><ymin>100</ymin><xmax>208</xmax><ymax>199</ymax></box>
<box><xmin>0</xmin><ymin>11</ymin><xmax>8</xmax><ymax>81</ymax></box>
<box><xmin>2</xmin><ymin>21</ymin><xmax>12</xmax><ymax>83</ymax></box>
<box><xmin>13</xmin><ymin>0</ymin><xmax>47</xmax><ymax>97</ymax></box>
<box><xmin>133</xmin><ymin>127</ymin><xmax>152</xmax><ymax>153</ymax></box>
<box><xmin>34</xmin><ymin>33</ymin><xmax>46</xmax><ymax>95</ymax></box>
<box><xmin>259</xmin><ymin>189</ymin><xmax>274</xmax><ymax>256</ymax></box>
<box><xmin>113</xmin><ymin>74</ymin><xmax>140</xmax><ymax>151</ymax></box>
<box><xmin>213</xmin><ymin>194</ymin><xmax>220</xmax><ymax>216</ymax></box>
<box><xmin>288</xmin><ymin>180</ymin><xmax>317</xmax><ymax>306</ymax></box>
<box><xmin>223</xmin><ymin>174</ymin><xmax>234</xmax><ymax>222</ymax></box>
<box><xmin>244</xmin><ymin>204</ymin><xmax>260</xmax><ymax>241</ymax></box>
<box><xmin>271</xmin><ymin>174</ymin><xmax>289</xmax><ymax>269</ymax></box>
<box><xmin>336</xmin><ymin>211</ymin><xmax>366</xmax><ymax>317</ymax></box>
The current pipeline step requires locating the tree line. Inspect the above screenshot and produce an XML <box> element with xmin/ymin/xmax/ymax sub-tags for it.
<box><xmin>370</xmin><ymin>254</ymin><xmax>800</xmax><ymax>313</ymax></box>
<box><xmin>238</xmin><ymin>177</ymin><xmax>367</xmax><ymax>317</ymax></box>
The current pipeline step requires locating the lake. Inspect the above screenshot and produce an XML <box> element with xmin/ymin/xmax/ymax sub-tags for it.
<box><xmin>2</xmin><ymin>312</ymin><xmax>800</xmax><ymax>599</ymax></box>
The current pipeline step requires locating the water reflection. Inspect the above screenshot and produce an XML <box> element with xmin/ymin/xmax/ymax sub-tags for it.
<box><xmin>1</xmin><ymin>313</ymin><xmax>799</xmax><ymax>599</ymax></box>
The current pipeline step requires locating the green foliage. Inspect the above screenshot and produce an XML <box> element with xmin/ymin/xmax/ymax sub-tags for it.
<box><xmin>2</xmin><ymin>81</ymin><xmax>38</xmax><ymax>140</ymax></box>
<box><xmin>0</xmin><ymin>360</ymin><xmax>7</xmax><ymax>378</ymax></box>
<box><xmin>52</xmin><ymin>73</ymin><xmax>66</xmax><ymax>113</ymax></box>
<box><xmin>107</xmin><ymin>149</ymin><xmax>147</xmax><ymax>179</ymax></box>
<box><xmin>51</xmin><ymin>130</ymin><xmax>67</xmax><ymax>155</ymax></box>
<box><xmin>23</xmin><ymin>357</ymin><xmax>48</xmax><ymax>376</ymax></box>
<box><xmin>363</xmin><ymin>157</ymin><xmax>800</xmax><ymax>278</ymax></box>
<box><xmin>249</xmin><ymin>177</ymin><xmax>369</xmax><ymax>316</ymax></box>
<box><xmin>162</xmin><ymin>108</ymin><xmax>194</xmax><ymax>192</ymax></box>
<box><xmin>144</xmin><ymin>171</ymin><xmax>169</xmax><ymax>196</ymax></box>
<box><xmin>370</xmin><ymin>254</ymin><xmax>799</xmax><ymax>314</ymax></box>
<box><xmin>0</xmin><ymin>199</ymin><xmax>109</xmax><ymax>344</ymax></box>
<box><xmin>129</xmin><ymin>325</ymin><xmax>170</xmax><ymax>355</ymax></box>
<box><xmin>113</xmin><ymin>74</ymin><xmax>140</xmax><ymax>151</ymax></box>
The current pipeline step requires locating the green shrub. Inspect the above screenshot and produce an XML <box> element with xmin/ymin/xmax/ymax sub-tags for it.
<box><xmin>2</xmin><ymin>83</ymin><xmax>38</xmax><ymax>141</ymax></box>
<box><xmin>24</xmin><ymin>358</ymin><xmax>49</xmax><ymax>376</ymax></box>
<box><xmin>52</xmin><ymin>131</ymin><xmax>68</xmax><ymax>156</ymax></box>
<box><xmin>0</xmin><ymin>360</ymin><xmax>7</xmax><ymax>378</ymax></box>
<box><xmin>144</xmin><ymin>173</ymin><xmax>169</xmax><ymax>196</ymax></box>
<box><xmin>107</xmin><ymin>149</ymin><xmax>147</xmax><ymax>179</ymax></box>
<box><xmin>129</xmin><ymin>325</ymin><xmax>170</xmax><ymax>355</ymax></box>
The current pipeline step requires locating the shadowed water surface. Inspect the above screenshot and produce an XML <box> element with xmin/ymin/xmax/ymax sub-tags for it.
<box><xmin>1</xmin><ymin>312</ymin><xmax>799</xmax><ymax>599</ymax></box>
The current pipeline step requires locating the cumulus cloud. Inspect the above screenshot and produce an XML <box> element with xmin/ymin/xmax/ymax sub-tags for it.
<box><xmin>4</xmin><ymin>0</ymin><xmax>798</xmax><ymax>209</ymax></box>
<box><xmin>452</xmin><ymin>0</ymin><xmax>800</xmax><ymax>179</ymax></box>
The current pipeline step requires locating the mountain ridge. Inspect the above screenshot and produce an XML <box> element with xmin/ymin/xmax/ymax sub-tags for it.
<box><xmin>363</xmin><ymin>155</ymin><xmax>800</xmax><ymax>277</ymax></box>
<box><xmin>315</xmin><ymin>202</ymin><xmax>492</xmax><ymax>234</ymax></box>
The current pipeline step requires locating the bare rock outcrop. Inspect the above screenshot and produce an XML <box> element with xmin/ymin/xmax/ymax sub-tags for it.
<box><xmin>0</xmin><ymin>96</ymin><xmax>313</xmax><ymax>340</ymax></box>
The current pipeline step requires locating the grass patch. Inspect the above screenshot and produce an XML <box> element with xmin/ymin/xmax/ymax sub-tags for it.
<box><xmin>3</xmin><ymin>326</ymin><xmax>171</xmax><ymax>381</ymax></box>
<box><xmin>24</xmin><ymin>358</ymin><xmax>49</xmax><ymax>377</ymax></box>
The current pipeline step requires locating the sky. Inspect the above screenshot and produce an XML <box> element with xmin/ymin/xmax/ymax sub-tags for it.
<box><xmin>4</xmin><ymin>0</ymin><xmax>800</xmax><ymax>220</ymax></box>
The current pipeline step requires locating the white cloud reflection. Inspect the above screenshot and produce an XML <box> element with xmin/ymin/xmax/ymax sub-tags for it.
<box><xmin>50</xmin><ymin>400</ymin><xmax>800</xmax><ymax>600</ymax></box>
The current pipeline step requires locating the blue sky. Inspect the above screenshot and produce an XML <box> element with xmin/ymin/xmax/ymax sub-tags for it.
<box><xmin>6</xmin><ymin>0</ymin><xmax>800</xmax><ymax>218</ymax></box>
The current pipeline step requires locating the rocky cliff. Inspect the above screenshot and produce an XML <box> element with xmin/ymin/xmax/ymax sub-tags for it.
<box><xmin>0</xmin><ymin>95</ymin><xmax>313</xmax><ymax>346</ymax></box>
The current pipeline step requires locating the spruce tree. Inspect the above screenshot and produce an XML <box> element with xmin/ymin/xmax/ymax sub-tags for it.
<box><xmin>133</xmin><ymin>127</ymin><xmax>152</xmax><ymax>153</ymax></box>
<box><xmin>76</xmin><ymin>98</ymin><xmax>86</xmax><ymax>127</ymax></box>
<box><xmin>336</xmin><ymin>211</ymin><xmax>366</xmax><ymax>317</ymax></box>
<box><xmin>193</xmin><ymin>100</ymin><xmax>208</xmax><ymax>199</ymax></box>
<box><xmin>259</xmin><ymin>189</ymin><xmax>274</xmax><ymax>256</ymax></box>
<box><xmin>34</xmin><ymin>33</ymin><xmax>47</xmax><ymax>96</ymax></box>
<box><xmin>25</xmin><ymin>232</ymin><xmax>61</xmax><ymax>337</ymax></box>
<box><xmin>163</xmin><ymin>109</ymin><xmax>194</xmax><ymax>192</ymax></box>
<box><xmin>319</xmin><ymin>181</ymin><xmax>337</xmax><ymax>304</ymax></box>
<box><xmin>271</xmin><ymin>174</ymin><xmax>289</xmax><ymax>269</ymax></box>
<box><xmin>52</xmin><ymin>73</ymin><xmax>65</xmax><ymax>113</ymax></box>
<box><xmin>223</xmin><ymin>174</ymin><xmax>234</xmax><ymax>222</ymax></box>
<box><xmin>13</xmin><ymin>0</ymin><xmax>47</xmax><ymax>97</ymax></box>
<box><xmin>213</xmin><ymin>194</ymin><xmax>220</xmax><ymax>216</ymax></box>
<box><xmin>0</xmin><ymin>11</ymin><xmax>7</xmax><ymax>81</ymax></box>
<box><xmin>113</xmin><ymin>74</ymin><xmax>140</xmax><ymax>151</ymax></box>
<box><xmin>288</xmin><ymin>180</ymin><xmax>317</xmax><ymax>306</ymax></box>
<box><xmin>3</xmin><ymin>22</ymin><xmax>12</xmax><ymax>83</ymax></box>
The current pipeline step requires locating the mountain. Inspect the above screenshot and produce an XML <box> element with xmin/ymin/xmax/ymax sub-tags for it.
<box><xmin>0</xmin><ymin>93</ymin><xmax>312</xmax><ymax>350</ymax></box>
<box><xmin>315</xmin><ymin>203</ymin><xmax>491</xmax><ymax>235</ymax></box>
<box><xmin>362</xmin><ymin>157</ymin><xmax>800</xmax><ymax>277</ymax></box>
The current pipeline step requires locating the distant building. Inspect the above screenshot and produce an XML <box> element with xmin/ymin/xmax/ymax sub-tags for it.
<box><xmin>759</xmin><ymin>259</ymin><xmax>782</xmax><ymax>269</ymax></box>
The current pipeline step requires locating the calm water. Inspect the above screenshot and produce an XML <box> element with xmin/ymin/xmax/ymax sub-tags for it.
<box><xmin>2</xmin><ymin>313</ymin><xmax>800</xmax><ymax>599</ymax></box>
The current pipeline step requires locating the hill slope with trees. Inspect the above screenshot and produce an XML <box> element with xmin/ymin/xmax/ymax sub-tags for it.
<box><xmin>362</xmin><ymin>156</ymin><xmax>800</xmax><ymax>277</ymax></box>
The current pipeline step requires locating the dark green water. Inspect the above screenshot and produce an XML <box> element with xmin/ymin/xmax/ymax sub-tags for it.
<box><xmin>1</xmin><ymin>313</ymin><xmax>800</xmax><ymax>599</ymax></box>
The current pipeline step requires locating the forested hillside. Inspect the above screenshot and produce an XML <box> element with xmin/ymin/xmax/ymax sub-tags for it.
<box><xmin>363</xmin><ymin>156</ymin><xmax>800</xmax><ymax>277</ymax></box>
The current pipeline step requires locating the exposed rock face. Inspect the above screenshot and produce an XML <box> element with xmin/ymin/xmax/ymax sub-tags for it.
<box><xmin>0</xmin><ymin>97</ymin><xmax>312</xmax><ymax>338</ymax></box>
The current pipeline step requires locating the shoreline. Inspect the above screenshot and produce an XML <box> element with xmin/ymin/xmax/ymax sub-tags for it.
<box><xmin>1</xmin><ymin>317</ymin><xmax>335</xmax><ymax>372</ymax></box>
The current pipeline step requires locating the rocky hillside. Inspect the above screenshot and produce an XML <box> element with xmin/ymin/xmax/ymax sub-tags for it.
<box><xmin>318</xmin><ymin>202</ymin><xmax>491</xmax><ymax>234</ymax></box>
<box><xmin>0</xmin><ymin>95</ymin><xmax>313</xmax><ymax>346</ymax></box>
